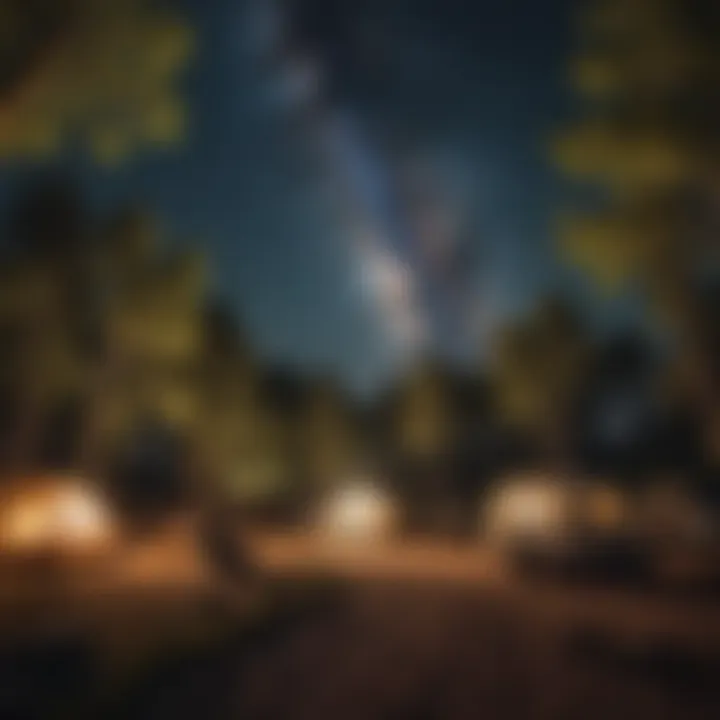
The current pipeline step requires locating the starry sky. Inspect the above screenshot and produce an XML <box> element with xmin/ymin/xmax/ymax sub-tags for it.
<box><xmin>0</xmin><ymin>0</ymin><xmax>624</xmax><ymax>394</ymax></box>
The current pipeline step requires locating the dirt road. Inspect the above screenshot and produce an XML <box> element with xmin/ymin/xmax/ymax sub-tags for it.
<box><xmin>3</xmin><ymin>525</ymin><xmax>720</xmax><ymax>719</ymax></box>
<box><xmin>249</xmin><ymin>529</ymin><xmax>720</xmax><ymax>648</ymax></box>
<box><xmin>121</xmin><ymin>578</ymin><xmax>720</xmax><ymax>720</ymax></box>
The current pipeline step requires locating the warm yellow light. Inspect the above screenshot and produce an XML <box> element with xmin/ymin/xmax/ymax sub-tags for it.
<box><xmin>3</xmin><ymin>502</ymin><xmax>50</xmax><ymax>549</ymax></box>
<box><xmin>484</xmin><ymin>475</ymin><xmax>569</xmax><ymax>544</ymax></box>
<box><xmin>53</xmin><ymin>488</ymin><xmax>111</xmax><ymax>542</ymax></box>
<box><xmin>1</xmin><ymin>481</ymin><xmax>113</xmax><ymax>550</ymax></box>
<box><xmin>317</xmin><ymin>481</ymin><xmax>396</xmax><ymax>542</ymax></box>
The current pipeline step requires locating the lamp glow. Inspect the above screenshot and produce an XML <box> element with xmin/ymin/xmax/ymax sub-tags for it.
<box><xmin>1</xmin><ymin>479</ymin><xmax>114</xmax><ymax>551</ymax></box>
<box><xmin>317</xmin><ymin>480</ymin><xmax>396</xmax><ymax>543</ymax></box>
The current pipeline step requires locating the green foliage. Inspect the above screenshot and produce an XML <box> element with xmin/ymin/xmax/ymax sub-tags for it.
<box><xmin>554</xmin><ymin>120</ymin><xmax>692</xmax><ymax>194</ymax></box>
<box><xmin>556</xmin><ymin>0</ymin><xmax>720</xmax><ymax>461</ymax></box>
<box><xmin>394</xmin><ymin>362</ymin><xmax>455</xmax><ymax>460</ymax></box>
<box><xmin>572</xmin><ymin>0</ymin><xmax>712</xmax><ymax>101</ymax></box>
<box><xmin>300</xmin><ymin>380</ymin><xmax>360</xmax><ymax>492</ymax></box>
<box><xmin>90</xmin><ymin>213</ymin><xmax>208</xmax><ymax>466</ymax></box>
<box><xmin>0</xmin><ymin>185</ymin><xmax>298</xmax><ymax>501</ymax></box>
<box><xmin>556</xmin><ymin>0</ymin><xmax>720</xmax><ymax>287</ymax></box>
<box><xmin>490</xmin><ymin>299</ymin><xmax>589</xmax><ymax>454</ymax></box>
<box><xmin>0</xmin><ymin>0</ymin><xmax>192</xmax><ymax>162</ymax></box>
<box><xmin>0</xmin><ymin>188</ymin><xmax>209</xmax><ymax>472</ymax></box>
<box><xmin>194</xmin><ymin>312</ymin><xmax>292</xmax><ymax>503</ymax></box>
<box><xmin>0</xmin><ymin>238</ymin><xmax>88</xmax><ymax>468</ymax></box>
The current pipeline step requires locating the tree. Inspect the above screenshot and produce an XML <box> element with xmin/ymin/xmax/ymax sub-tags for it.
<box><xmin>394</xmin><ymin>361</ymin><xmax>455</xmax><ymax>463</ymax></box>
<box><xmin>82</xmin><ymin>210</ymin><xmax>207</xmax><ymax>475</ymax></box>
<box><xmin>574</xmin><ymin>333</ymin><xmax>659</xmax><ymax>481</ymax></box>
<box><xmin>490</xmin><ymin>298</ymin><xmax>590</xmax><ymax>469</ymax></box>
<box><xmin>194</xmin><ymin>304</ymin><xmax>291</xmax><ymax>506</ymax></box>
<box><xmin>0</xmin><ymin>259</ymin><xmax>84</xmax><ymax>470</ymax></box>
<box><xmin>0</xmin><ymin>0</ymin><xmax>192</xmax><ymax>162</ymax></box>
<box><xmin>0</xmin><ymin>181</ymin><xmax>90</xmax><ymax>471</ymax></box>
<box><xmin>555</xmin><ymin>0</ymin><xmax>720</xmax><ymax>461</ymax></box>
<box><xmin>389</xmin><ymin>360</ymin><xmax>460</xmax><ymax>530</ymax></box>
<box><xmin>259</xmin><ymin>367</ymin><xmax>310</xmax><ymax>507</ymax></box>
<box><xmin>300</xmin><ymin>378</ymin><xmax>360</xmax><ymax>496</ymax></box>
<box><xmin>0</xmin><ymin>183</ymin><xmax>285</xmax><ymax>523</ymax></box>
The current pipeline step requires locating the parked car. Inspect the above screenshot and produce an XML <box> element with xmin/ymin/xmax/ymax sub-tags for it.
<box><xmin>482</xmin><ymin>472</ymin><xmax>646</xmax><ymax>579</ymax></box>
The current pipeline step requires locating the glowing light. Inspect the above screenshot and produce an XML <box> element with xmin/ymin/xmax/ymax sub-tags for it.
<box><xmin>484</xmin><ymin>475</ymin><xmax>633</xmax><ymax>552</ymax></box>
<box><xmin>0</xmin><ymin>480</ymin><xmax>114</xmax><ymax>551</ymax></box>
<box><xmin>483</xmin><ymin>474</ymin><xmax>569</xmax><ymax>545</ymax></box>
<box><xmin>317</xmin><ymin>480</ymin><xmax>397</xmax><ymax>543</ymax></box>
<box><xmin>4</xmin><ymin>503</ymin><xmax>48</xmax><ymax>549</ymax></box>
<box><xmin>54</xmin><ymin>488</ymin><xmax>112</xmax><ymax>543</ymax></box>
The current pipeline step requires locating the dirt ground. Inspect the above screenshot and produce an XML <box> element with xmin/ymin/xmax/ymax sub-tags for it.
<box><xmin>3</xmin><ymin>527</ymin><xmax>720</xmax><ymax>719</ymax></box>
<box><xmin>118</xmin><ymin>579</ymin><xmax>720</xmax><ymax>720</ymax></box>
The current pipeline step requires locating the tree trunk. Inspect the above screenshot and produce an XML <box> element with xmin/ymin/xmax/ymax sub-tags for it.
<box><xmin>78</xmin><ymin>334</ymin><xmax>123</xmax><ymax>480</ymax></box>
<box><xmin>78</xmin><ymin>364</ymin><xmax>108</xmax><ymax>479</ymax></box>
<box><xmin>657</xmin><ymin>281</ymin><xmax>720</xmax><ymax>466</ymax></box>
<box><xmin>544</xmin><ymin>407</ymin><xmax>575</xmax><ymax>478</ymax></box>
<box><xmin>4</xmin><ymin>321</ymin><xmax>48</xmax><ymax>475</ymax></box>
<box><xmin>6</xmin><ymin>392</ymin><xmax>43</xmax><ymax>474</ymax></box>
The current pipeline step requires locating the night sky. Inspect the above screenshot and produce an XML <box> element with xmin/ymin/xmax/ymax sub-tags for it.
<box><xmin>0</xmin><ymin>0</ymin><xmax>622</xmax><ymax>394</ymax></box>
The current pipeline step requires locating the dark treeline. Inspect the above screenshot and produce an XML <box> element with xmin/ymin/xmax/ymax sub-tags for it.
<box><xmin>0</xmin><ymin>179</ymin><xmax>717</xmax><ymax>533</ymax></box>
<box><xmin>0</xmin><ymin>0</ymin><xmax>719</xmax><ymax>534</ymax></box>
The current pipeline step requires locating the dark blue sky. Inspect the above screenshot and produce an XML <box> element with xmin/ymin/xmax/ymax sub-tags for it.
<box><xmin>0</xmin><ymin>0</ymin><xmax>624</xmax><ymax>392</ymax></box>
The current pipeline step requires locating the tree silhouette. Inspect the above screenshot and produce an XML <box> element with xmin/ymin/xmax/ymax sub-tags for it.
<box><xmin>490</xmin><ymin>298</ymin><xmax>590</xmax><ymax>470</ymax></box>
<box><xmin>556</xmin><ymin>0</ymin><xmax>720</xmax><ymax>463</ymax></box>
<box><xmin>0</xmin><ymin>0</ymin><xmax>192</xmax><ymax>162</ymax></box>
